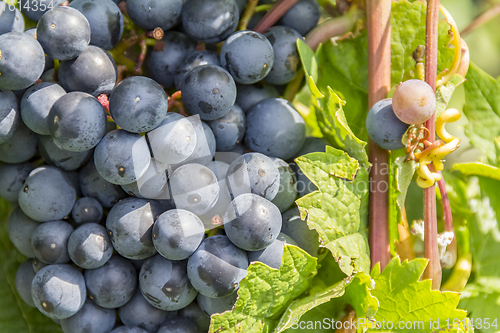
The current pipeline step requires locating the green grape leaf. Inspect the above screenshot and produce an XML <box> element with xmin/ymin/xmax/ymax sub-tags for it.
<box><xmin>209</xmin><ymin>246</ymin><xmax>317</xmax><ymax>333</ymax></box>
<box><xmin>451</xmin><ymin>162</ymin><xmax>500</xmax><ymax>181</ymax></box>
<box><xmin>463</xmin><ymin>62</ymin><xmax>500</xmax><ymax>164</ymax></box>
<box><xmin>459</xmin><ymin>282</ymin><xmax>500</xmax><ymax>333</ymax></box>
<box><xmin>367</xmin><ymin>257</ymin><xmax>466</xmax><ymax>332</ymax></box>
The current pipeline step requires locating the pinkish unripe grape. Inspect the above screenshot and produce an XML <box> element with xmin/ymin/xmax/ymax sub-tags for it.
<box><xmin>392</xmin><ymin>79</ymin><xmax>436</xmax><ymax>125</ymax></box>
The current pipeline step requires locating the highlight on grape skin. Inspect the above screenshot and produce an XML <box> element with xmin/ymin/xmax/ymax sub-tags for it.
<box><xmin>392</xmin><ymin>79</ymin><xmax>437</xmax><ymax>125</ymax></box>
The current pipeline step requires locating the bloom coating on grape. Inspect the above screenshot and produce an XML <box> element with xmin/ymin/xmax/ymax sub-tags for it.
<box><xmin>392</xmin><ymin>79</ymin><xmax>436</xmax><ymax>124</ymax></box>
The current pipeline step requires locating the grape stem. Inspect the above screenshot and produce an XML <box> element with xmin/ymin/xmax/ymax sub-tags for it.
<box><xmin>423</xmin><ymin>0</ymin><xmax>442</xmax><ymax>290</ymax></box>
<box><xmin>367</xmin><ymin>0</ymin><xmax>392</xmax><ymax>271</ymax></box>
<box><xmin>253</xmin><ymin>0</ymin><xmax>300</xmax><ymax>33</ymax></box>
<box><xmin>239</xmin><ymin>0</ymin><xmax>259</xmax><ymax>31</ymax></box>
<box><xmin>461</xmin><ymin>3</ymin><xmax>500</xmax><ymax>37</ymax></box>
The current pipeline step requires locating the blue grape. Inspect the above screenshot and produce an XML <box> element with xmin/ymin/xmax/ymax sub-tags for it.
<box><xmin>270</xmin><ymin>158</ymin><xmax>298</xmax><ymax>212</ymax></box>
<box><xmin>109</xmin><ymin>76</ymin><xmax>168</xmax><ymax>133</ymax></box>
<box><xmin>213</xmin><ymin>142</ymin><xmax>247</xmax><ymax>165</ymax></box>
<box><xmin>200</xmin><ymin>161</ymin><xmax>231</xmax><ymax>230</ymax></box>
<box><xmin>245</xmin><ymin>98</ymin><xmax>306</xmax><ymax>160</ymax></box>
<box><xmin>123</xmin><ymin>158</ymin><xmax>169</xmax><ymax>200</ymax></box>
<box><xmin>48</xmin><ymin>92</ymin><xmax>107</xmax><ymax>152</ymax></box>
<box><xmin>178</xmin><ymin>301</ymin><xmax>210</xmax><ymax>331</ymax></box>
<box><xmin>79</xmin><ymin>158</ymin><xmax>127</xmax><ymax>208</ymax></box>
<box><xmin>94</xmin><ymin>129</ymin><xmax>151</xmax><ymax>185</ymax></box>
<box><xmin>59</xmin><ymin>46</ymin><xmax>118</xmax><ymax>96</ymax></box>
<box><xmin>0</xmin><ymin>121</ymin><xmax>38</xmax><ymax>163</ymax></box>
<box><xmin>153</xmin><ymin>209</ymin><xmax>205</xmax><ymax>260</ymax></box>
<box><xmin>281</xmin><ymin>207</ymin><xmax>320</xmax><ymax>257</ymax></box>
<box><xmin>169</xmin><ymin>163</ymin><xmax>220</xmax><ymax>216</ymax></box>
<box><xmin>0</xmin><ymin>88</ymin><xmax>20</xmax><ymax>143</ymax></box>
<box><xmin>68</xmin><ymin>223</ymin><xmax>113</xmax><ymax>269</ymax></box>
<box><xmin>235</xmin><ymin>82</ymin><xmax>280</xmax><ymax>113</ymax></box>
<box><xmin>145</xmin><ymin>31</ymin><xmax>196</xmax><ymax>88</ymax></box>
<box><xmin>32</xmin><ymin>257</ymin><xmax>47</xmax><ymax>273</ymax></box>
<box><xmin>279</xmin><ymin>0</ymin><xmax>320</xmax><ymax>36</ymax></box>
<box><xmin>8</xmin><ymin>207</ymin><xmax>39</xmax><ymax>257</ymax></box>
<box><xmin>224</xmin><ymin>193</ymin><xmax>282</xmax><ymax>251</ymax></box>
<box><xmin>207</xmin><ymin>104</ymin><xmax>245</xmax><ymax>151</ymax></box>
<box><xmin>31</xmin><ymin>264</ymin><xmax>86</xmax><ymax>319</ymax></box>
<box><xmin>366</xmin><ymin>98</ymin><xmax>408</xmax><ymax>150</ymax></box>
<box><xmin>263</xmin><ymin>26</ymin><xmax>303</xmax><ymax>85</ymax></box>
<box><xmin>226</xmin><ymin>152</ymin><xmax>280</xmax><ymax>200</ymax></box>
<box><xmin>72</xmin><ymin>197</ymin><xmax>104</xmax><ymax>224</ymax></box>
<box><xmin>60</xmin><ymin>299</ymin><xmax>116</xmax><ymax>333</ymax></box>
<box><xmin>220</xmin><ymin>30</ymin><xmax>274</xmax><ymax>84</ymax></box>
<box><xmin>69</xmin><ymin>0</ymin><xmax>124</xmax><ymax>50</ymax></box>
<box><xmin>18</xmin><ymin>166</ymin><xmax>76</xmax><ymax>222</ymax></box>
<box><xmin>247</xmin><ymin>233</ymin><xmax>297</xmax><ymax>269</ymax></box>
<box><xmin>19</xmin><ymin>0</ymin><xmax>67</xmax><ymax>22</ymax></box>
<box><xmin>0</xmin><ymin>162</ymin><xmax>34</xmax><ymax>202</ymax></box>
<box><xmin>289</xmin><ymin>162</ymin><xmax>317</xmax><ymax>198</ymax></box>
<box><xmin>20</xmin><ymin>82</ymin><xmax>66</xmax><ymax>135</ymax></box>
<box><xmin>15</xmin><ymin>259</ymin><xmax>36</xmax><ymax>307</ymax></box>
<box><xmin>0</xmin><ymin>2</ymin><xmax>24</xmax><ymax>34</ymax></box>
<box><xmin>182</xmin><ymin>65</ymin><xmax>237</xmax><ymax>121</ymax></box>
<box><xmin>175</xmin><ymin>50</ymin><xmax>220</xmax><ymax>90</ymax></box>
<box><xmin>247</xmin><ymin>11</ymin><xmax>266</xmax><ymax>30</ymax></box>
<box><xmin>23</xmin><ymin>28</ymin><xmax>55</xmax><ymax>72</ymax></box>
<box><xmin>139</xmin><ymin>255</ymin><xmax>198</xmax><ymax>311</ymax></box>
<box><xmin>36</xmin><ymin>6</ymin><xmax>91</xmax><ymax>60</ymax></box>
<box><xmin>187</xmin><ymin>235</ymin><xmax>248</xmax><ymax>298</ymax></box>
<box><xmin>32</xmin><ymin>221</ymin><xmax>74</xmax><ymax>264</ymax></box>
<box><xmin>84</xmin><ymin>255</ymin><xmax>137</xmax><ymax>308</ymax></box>
<box><xmin>197</xmin><ymin>292</ymin><xmax>237</xmax><ymax>316</ymax></box>
<box><xmin>291</xmin><ymin>136</ymin><xmax>328</xmax><ymax>160</ymax></box>
<box><xmin>182</xmin><ymin>0</ymin><xmax>239</xmax><ymax>44</ymax></box>
<box><xmin>38</xmin><ymin>136</ymin><xmax>93</xmax><ymax>171</ymax></box>
<box><xmin>111</xmin><ymin>328</ymin><xmax>148</xmax><ymax>333</ymax></box>
<box><xmin>0</xmin><ymin>32</ymin><xmax>45</xmax><ymax>90</ymax></box>
<box><xmin>119</xmin><ymin>289</ymin><xmax>172</xmax><ymax>333</ymax></box>
<box><xmin>106</xmin><ymin>197</ymin><xmax>162</xmax><ymax>260</ymax></box>
<box><xmin>126</xmin><ymin>0</ymin><xmax>183</xmax><ymax>32</ymax></box>
<box><xmin>157</xmin><ymin>317</ymin><xmax>201</xmax><ymax>333</ymax></box>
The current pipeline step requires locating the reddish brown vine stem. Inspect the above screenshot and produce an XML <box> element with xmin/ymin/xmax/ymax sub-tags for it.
<box><xmin>367</xmin><ymin>0</ymin><xmax>391</xmax><ymax>270</ymax></box>
<box><xmin>423</xmin><ymin>0</ymin><xmax>442</xmax><ymax>290</ymax></box>
<box><xmin>253</xmin><ymin>0</ymin><xmax>300</xmax><ymax>33</ymax></box>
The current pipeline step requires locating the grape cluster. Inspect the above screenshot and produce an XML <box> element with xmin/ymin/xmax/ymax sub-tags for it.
<box><xmin>0</xmin><ymin>0</ymin><xmax>324</xmax><ymax>332</ymax></box>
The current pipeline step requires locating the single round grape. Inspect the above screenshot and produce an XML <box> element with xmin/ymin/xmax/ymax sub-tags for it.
<box><xmin>187</xmin><ymin>235</ymin><xmax>248</xmax><ymax>298</ymax></box>
<box><xmin>157</xmin><ymin>317</ymin><xmax>201</xmax><ymax>333</ymax></box>
<box><xmin>111</xmin><ymin>328</ymin><xmax>149</xmax><ymax>333</ymax></box>
<box><xmin>119</xmin><ymin>289</ymin><xmax>172</xmax><ymax>333</ymax></box>
<box><xmin>153</xmin><ymin>209</ymin><xmax>205</xmax><ymax>260</ymax></box>
<box><xmin>226</xmin><ymin>152</ymin><xmax>280</xmax><ymax>201</ymax></box>
<box><xmin>36</xmin><ymin>6</ymin><xmax>91</xmax><ymax>60</ymax></box>
<box><xmin>278</xmin><ymin>0</ymin><xmax>320</xmax><ymax>36</ymax></box>
<box><xmin>0</xmin><ymin>2</ymin><xmax>24</xmax><ymax>34</ymax></box>
<box><xmin>94</xmin><ymin>129</ymin><xmax>151</xmax><ymax>185</ymax></box>
<box><xmin>270</xmin><ymin>158</ymin><xmax>298</xmax><ymax>212</ymax></box>
<box><xmin>32</xmin><ymin>221</ymin><xmax>74</xmax><ymax>264</ymax></box>
<box><xmin>0</xmin><ymin>88</ymin><xmax>20</xmax><ymax>143</ymax></box>
<box><xmin>169</xmin><ymin>163</ymin><xmax>220</xmax><ymax>216</ymax></box>
<box><xmin>59</xmin><ymin>45</ymin><xmax>118</xmax><ymax>96</ymax></box>
<box><xmin>109</xmin><ymin>76</ymin><xmax>168</xmax><ymax>133</ymax></box>
<box><xmin>68</xmin><ymin>223</ymin><xmax>113</xmax><ymax>269</ymax></box>
<box><xmin>32</xmin><ymin>258</ymin><xmax>47</xmax><ymax>273</ymax></box>
<box><xmin>182</xmin><ymin>0</ymin><xmax>239</xmax><ymax>44</ymax></box>
<box><xmin>220</xmin><ymin>30</ymin><xmax>274</xmax><ymax>84</ymax></box>
<box><xmin>235</xmin><ymin>82</ymin><xmax>280</xmax><ymax>113</ymax></box>
<box><xmin>0</xmin><ymin>162</ymin><xmax>33</xmax><ymax>202</ymax></box>
<box><xmin>60</xmin><ymin>299</ymin><xmax>116</xmax><ymax>333</ymax></box>
<box><xmin>20</xmin><ymin>82</ymin><xmax>66</xmax><ymax>135</ymax></box>
<box><xmin>247</xmin><ymin>11</ymin><xmax>266</xmax><ymax>30</ymax></box>
<box><xmin>31</xmin><ymin>264</ymin><xmax>86</xmax><ymax>319</ymax></box>
<box><xmin>181</xmin><ymin>65</ymin><xmax>237</xmax><ymax>121</ymax></box>
<box><xmin>139</xmin><ymin>255</ymin><xmax>198</xmax><ymax>311</ymax></box>
<box><xmin>15</xmin><ymin>259</ymin><xmax>36</xmax><ymax>307</ymax></box>
<box><xmin>79</xmin><ymin>158</ymin><xmax>128</xmax><ymax>208</ymax></box>
<box><xmin>178</xmin><ymin>301</ymin><xmax>210</xmax><ymax>331</ymax></box>
<box><xmin>72</xmin><ymin>197</ymin><xmax>103</xmax><ymax>224</ymax></box>
<box><xmin>18</xmin><ymin>166</ymin><xmax>76</xmax><ymax>222</ymax></box>
<box><xmin>0</xmin><ymin>121</ymin><xmax>38</xmax><ymax>164</ymax></box>
<box><xmin>19</xmin><ymin>0</ymin><xmax>67</xmax><ymax>21</ymax></box>
<box><xmin>392</xmin><ymin>79</ymin><xmax>437</xmax><ymax>124</ymax></box>
<box><xmin>366</xmin><ymin>98</ymin><xmax>409</xmax><ymax>150</ymax></box>
<box><xmin>126</xmin><ymin>0</ymin><xmax>182</xmax><ymax>31</ymax></box>
<box><xmin>70</xmin><ymin>0</ymin><xmax>124</xmax><ymax>50</ymax></box>
<box><xmin>263</xmin><ymin>26</ymin><xmax>303</xmax><ymax>85</ymax></box>
<box><xmin>84</xmin><ymin>255</ymin><xmax>137</xmax><ymax>308</ymax></box>
<box><xmin>38</xmin><ymin>136</ymin><xmax>93</xmax><ymax>172</ymax></box>
<box><xmin>200</xmin><ymin>161</ymin><xmax>231</xmax><ymax>230</ymax></box>
<box><xmin>106</xmin><ymin>197</ymin><xmax>162</xmax><ymax>260</ymax></box>
<box><xmin>175</xmin><ymin>50</ymin><xmax>221</xmax><ymax>90</ymax></box>
<box><xmin>207</xmin><ymin>104</ymin><xmax>245</xmax><ymax>151</ymax></box>
<box><xmin>145</xmin><ymin>31</ymin><xmax>196</xmax><ymax>88</ymax></box>
<box><xmin>48</xmin><ymin>92</ymin><xmax>107</xmax><ymax>152</ymax></box>
<box><xmin>197</xmin><ymin>292</ymin><xmax>237</xmax><ymax>316</ymax></box>
<box><xmin>224</xmin><ymin>193</ymin><xmax>282</xmax><ymax>251</ymax></box>
<box><xmin>245</xmin><ymin>98</ymin><xmax>306</xmax><ymax>160</ymax></box>
<box><xmin>281</xmin><ymin>207</ymin><xmax>320</xmax><ymax>257</ymax></box>
<box><xmin>8</xmin><ymin>207</ymin><xmax>40</xmax><ymax>258</ymax></box>
<box><xmin>0</xmin><ymin>32</ymin><xmax>45</xmax><ymax>90</ymax></box>
<box><xmin>247</xmin><ymin>233</ymin><xmax>297</xmax><ymax>269</ymax></box>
